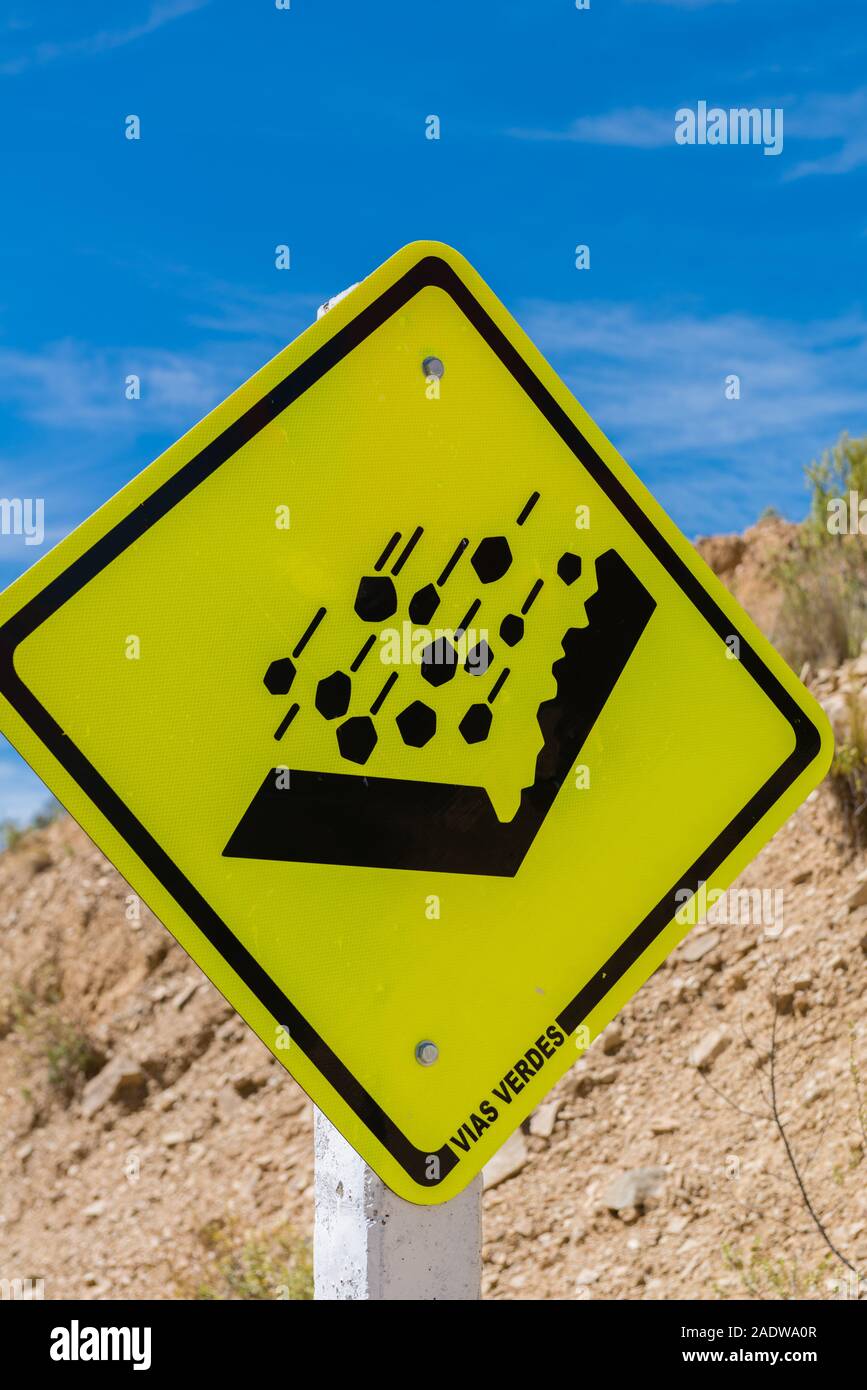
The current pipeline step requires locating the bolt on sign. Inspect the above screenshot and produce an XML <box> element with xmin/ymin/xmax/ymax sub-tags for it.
<box><xmin>0</xmin><ymin>242</ymin><xmax>832</xmax><ymax>1203</ymax></box>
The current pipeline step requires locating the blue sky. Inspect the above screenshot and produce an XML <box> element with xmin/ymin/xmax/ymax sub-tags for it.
<box><xmin>0</xmin><ymin>0</ymin><xmax>866</xmax><ymax>819</ymax></box>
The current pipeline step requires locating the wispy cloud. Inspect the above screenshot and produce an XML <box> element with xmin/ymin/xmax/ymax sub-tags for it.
<box><xmin>0</xmin><ymin>280</ymin><xmax>313</xmax><ymax>434</ymax></box>
<box><xmin>0</xmin><ymin>271</ymin><xmax>316</xmax><ymax>594</ymax></box>
<box><xmin>0</xmin><ymin>339</ymin><xmax>249</xmax><ymax>432</ymax></box>
<box><xmin>627</xmin><ymin>0</ymin><xmax>737</xmax><ymax>8</ymax></box>
<box><xmin>509</xmin><ymin>107</ymin><xmax>674</xmax><ymax>148</ymax></box>
<box><xmin>511</xmin><ymin>88</ymin><xmax>867</xmax><ymax>180</ymax></box>
<box><xmin>522</xmin><ymin>298</ymin><xmax>867</xmax><ymax>531</ymax></box>
<box><xmin>0</xmin><ymin>0</ymin><xmax>209</xmax><ymax>77</ymax></box>
<box><xmin>785</xmin><ymin>87</ymin><xmax>867</xmax><ymax>178</ymax></box>
<box><xmin>185</xmin><ymin>282</ymin><xmax>319</xmax><ymax>338</ymax></box>
<box><xmin>0</xmin><ymin>751</ymin><xmax>56</xmax><ymax>825</ymax></box>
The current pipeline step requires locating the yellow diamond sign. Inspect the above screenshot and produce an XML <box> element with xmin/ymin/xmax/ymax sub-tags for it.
<box><xmin>0</xmin><ymin>242</ymin><xmax>832</xmax><ymax>1203</ymax></box>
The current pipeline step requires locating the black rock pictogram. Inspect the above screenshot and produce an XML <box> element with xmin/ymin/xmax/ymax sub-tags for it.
<box><xmin>228</xmin><ymin>542</ymin><xmax>657</xmax><ymax>876</ymax></box>
<box><xmin>465</xmin><ymin>640</ymin><xmax>493</xmax><ymax>676</ymax></box>
<box><xmin>557</xmin><ymin>552</ymin><xmax>582</xmax><ymax>586</ymax></box>
<box><xmin>355</xmin><ymin>575</ymin><xmax>398</xmax><ymax>622</ymax></box>
<box><xmin>316</xmin><ymin>670</ymin><xmax>351</xmax><ymax>720</ymax></box>
<box><xmin>499</xmin><ymin>614</ymin><xmax>524</xmax><ymax>647</ymax></box>
<box><xmin>409</xmin><ymin>583</ymin><xmax>441</xmax><ymax>625</ymax></box>
<box><xmin>460</xmin><ymin>703</ymin><xmax>493</xmax><ymax>744</ymax></box>
<box><xmin>263</xmin><ymin>657</ymin><xmax>296</xmax><ymax>695</ymax></box>
<box><xmin>396</xmin><ymin>700</ymin><xmax>437</xmax><ymax>747</ymax></box>
<box><xmin>337</xmin><ymin>715</ymin><xmax>378</xmax><ymax>765</ymax></box>
<box><xmin>471</xmin><ymin>536</ymin><xmax>512</xmax><ymax>584</ymax></box>
<box><xmin>420</xmin><ymin>637</ymin><xmax>458</xmax><ymax>687</ymax></box>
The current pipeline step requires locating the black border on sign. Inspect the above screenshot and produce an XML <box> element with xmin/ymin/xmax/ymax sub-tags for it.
<box><xmin>0</xmin><ymin>255</ymin><xmax>822</xmax><ymax>1191</ymax></box>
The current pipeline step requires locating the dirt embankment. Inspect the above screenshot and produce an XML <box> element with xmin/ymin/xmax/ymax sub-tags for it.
<box><xmin>1</xmin><ymin>518</ymin><xmax>865</xmax><ymax>1300</ymax></box>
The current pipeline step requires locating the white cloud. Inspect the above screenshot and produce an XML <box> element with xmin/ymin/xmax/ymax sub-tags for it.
<box><xmin>627</xmin><ymin>0</ymin><xmax>737</xmax><ymax>8</ymax></box>
<box><xmin>0</xmin><ymin>339</ymin><xmax>244</xmax><ymax>432</ymax></box>
<box><xmin>509</xmin><ymin>107</ymin><xmax>674</xmax><ymax>148</ymax></box>
<box><xmin>0</xmin><ymin>0</ymin><xmax>209</xmax><ymax>77</ymax></box>
<box><xmin>510</xmin><ymin>88</ymin><xmax>867</xmax><ymax>180</ymax></box>
<box><xmin>0</xmin><ymin>278</ymin><xmax>316</xmax><ymax>590</ymax></box>
<box><xmin>0</xmin><ymin>306</ymin><xmax>310</xmax><ymax>436</ymax></box>
<box><xmin>785</xmin><ymin>87</ymin><xmax>867</xmax><ymax>178</ymax></box>
<box><xmin>521</xmin><ymin>298</ymin><xmax>867</xmax><ymax>531</ymax></box>
<box><xmin>0</xmin><ymin>746</ymin><xmax>54</xmax><ymax>825</ymax></box>
<box><xmin>186</xmin><ymin>283</ymin><xmax>319</xmax><ymax>338</ymax></box>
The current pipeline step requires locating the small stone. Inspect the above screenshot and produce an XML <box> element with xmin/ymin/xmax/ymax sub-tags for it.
<box><xmin>681</xmin><ymin>930</ymin><xmax>721</xmax><ymax>963</ymax></box>
<box><xmin>529</xmin><ymin>1101</ymin><xmax>560</xmax><ymax>1139</ymax></box>
<box><xmin>232</xmin><ymin>1073</ymin><xmax>266</xmax><ymax>1099</ymax></box>
<box><xmin>83</xmin><ymin>1200</ymin><xmax>105</xmax><ymax>1220</ymax></box>
<box><xmin>771</xmin><ymin>988</ymin><xmax>795</xmax><ymax>1016</ymax></box>
<box><xmin>804</xmin><ymin>1081</ymin><xmax>829</xmax><ymax>1106</ymax></box>
<box><xmin>162</xmin><ymin>1130</ymin><xmax>188</xmax><ymax>1148</ymax></box>
<box><xmin>80</xmin><ymin>1056</ymin><xmax>146</xmax><ymax>1118</ymax></box>
<box><xmin>174</xmin><ymin>980</ymin><xmax>199</xmax><ymax>1011</ymax></box>
<box><xmin>483</xmin><ymin>1130</ymin><xmax>527</xmax><ymax>1189</ymax></box>
<box><xmin>666</xmin><ymin>1214</ymin><xmax>691</xmax><ymax>1235</ymax></box>
<box><xmin>593</xmin><ymin>1066</ymin><xmax>618</xmax><ymax>1086</ymax></box>
<box><xmin>603</xmin><ymin>1166</ymin><xmax>667</xmax><ymax>1212</ymax></box>
<box><xmin>689</xmin><ymin>1029</ymin><xmax>731</xmax><ymax>1070</ymax></box>
<box><xmin>600</xmin><ymin>1021</ymin><xmax>625</xmax><ymax>1055</ymax></box>
<box><xmin>649</xmin><ymin>1118</ymin><xmax>678</xmax><ymax>1136</ymax></box>
<box><xmin>847</xmin><ymin>870</ymin><xmax>867</xmax><ymax>912</ymax></box>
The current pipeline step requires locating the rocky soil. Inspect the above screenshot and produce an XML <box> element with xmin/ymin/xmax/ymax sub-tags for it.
<box><xmin>1</xmin><ymin>517</ymin><xmax>865</xmax><ymax>1301</ymax></box>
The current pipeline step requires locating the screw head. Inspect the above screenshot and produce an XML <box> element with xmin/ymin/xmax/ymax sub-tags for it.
<box><xmin>422</xmin><ymin>355</ymin><xmax>445</xmax><ymax>380</ymax></box>
<box><xmin>415</xmin><ymin>1040</ymin><xmax>439</xmax><ymax>1066</ymax></box>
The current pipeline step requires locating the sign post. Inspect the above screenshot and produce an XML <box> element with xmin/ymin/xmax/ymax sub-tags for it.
<box><xmin>313</xmin><ymin>1108</ymin><xmax>482</xmax><ymax>1300</ymax></box>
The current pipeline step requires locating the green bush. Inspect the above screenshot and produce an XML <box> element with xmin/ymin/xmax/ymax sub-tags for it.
<box><xmin>1</xmin><ymin>798</ymin><xmax>63</xmax><ymax>852</ymax></box>
<box><xmin>43</xmin><ymin>1018</ymin><xmax>104</xmax><ymax>1095</ymax></box>
<box><xmin>774</xmin><ymin>433</ymin><xmax>867</xmax><ymax>670</ymax></box>
<box><xmin>830</xmin><ymin>692</ymin><xmax>867</xmax><ymax>847</ymax></box>
<box><xmin>183</xmin><ymin>1219</ymin><xmax>313</xmax><ymax>1301</ymax></box>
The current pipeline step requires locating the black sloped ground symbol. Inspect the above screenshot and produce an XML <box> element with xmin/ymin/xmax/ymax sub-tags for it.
<box><xmin>223</xmin><ymin>548</ymin><xmax>656</xmax><ymax>877</ymax></box>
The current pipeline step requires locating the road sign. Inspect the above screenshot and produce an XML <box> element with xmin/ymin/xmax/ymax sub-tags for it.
<box><xmin>0</xmin><ymin>241</ymin><xmax>832</xmax><ymax>1204</ymax></box>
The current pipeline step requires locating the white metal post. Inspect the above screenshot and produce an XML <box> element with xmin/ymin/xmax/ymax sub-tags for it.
<box><xmin>313</xmin><ymin>1108</ymin><xmax>482</xmax><ymax>1300</ymax></box>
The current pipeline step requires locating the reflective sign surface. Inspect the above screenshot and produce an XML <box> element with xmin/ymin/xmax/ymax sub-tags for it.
<box><xmin>0</xmin><ymin>242</ymin><xmax>832</xmax><ymax>1202</ymax></box>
